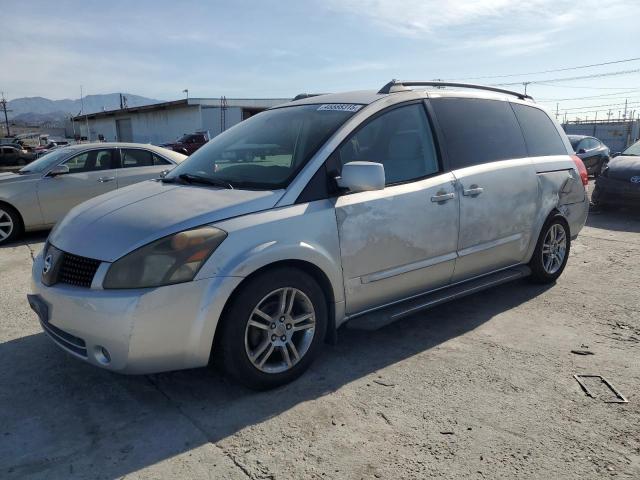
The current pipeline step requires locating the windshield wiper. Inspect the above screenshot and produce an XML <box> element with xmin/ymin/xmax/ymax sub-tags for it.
<box><xmin>177</xmin><ymin>173</ymin><xmax>234</xmax><ymax>189</ymax></box>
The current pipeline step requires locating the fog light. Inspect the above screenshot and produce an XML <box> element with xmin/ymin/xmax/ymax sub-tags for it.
<box><xmin>94</xmin><ymin>346</ymin><xmax>111</xmax><ymax>365</ymax></box>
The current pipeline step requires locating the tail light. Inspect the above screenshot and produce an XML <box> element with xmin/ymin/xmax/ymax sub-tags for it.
<box><xmin>572</xmin><ymin>155</ymin><xmax>589</xmax><ymax>186</ymax></box>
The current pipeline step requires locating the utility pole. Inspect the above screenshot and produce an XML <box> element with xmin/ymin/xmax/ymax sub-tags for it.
<box><xmin>523</xmin><ymin>82</ymin><xmax>531</xmax><ymax>96</ymax></box>
<box><xmin>0</xmin><ymin>92</ymin><xmax>11</xmax><ymax>137</ymax></box>
<box><xmin>623</xmin><ymin>99</ymin><xmax>628</xmax><ymax>121</ymax></box>
<box><xmin>556</xmin><ymin>103</ymin><xmax>559</xmax><ymax>119</ymax></box>
<box><xmin>81</xmin><ymin>86</ymin><xmax>90</xmax><ymax>142</ymax></box>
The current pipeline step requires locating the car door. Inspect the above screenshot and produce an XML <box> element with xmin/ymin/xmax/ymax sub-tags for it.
<box><xmin>429</xmin><ymin>97</ymin><xmax>538</xmax><ymax>282</ymax></box>
<box><xmin>116</xmin><ymin>148</ymin><xmax>172</xmax><ymax>188</ymax></box>
<box><xmin>37</xmin><ymin>148</ymin><xmax>119</xmax><ymax>225</ymax></box>
<box><xmin>334</xmin><ymin>102</ymin><xmax>459</xmax><ymax>314</ymax></box>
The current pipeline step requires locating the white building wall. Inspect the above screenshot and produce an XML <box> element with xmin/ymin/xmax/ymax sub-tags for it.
<box><xmin>201</xmin><ymin>107</ymin><xmax>243</xmax><ymax>138</ymax></box>
<box><xmin>84</xmin><ymin>106</ymin><xmax>203</xmax><ymax>144</ymax></box>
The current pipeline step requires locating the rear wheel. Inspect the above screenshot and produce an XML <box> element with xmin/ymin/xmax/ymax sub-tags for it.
<box><xmin>529</xmin><ymin>215</ymin><xmax>570</xmax><ymax>284</ymax></box>
<box><xmin>0</xmin><ymin>205</ymin><xmax>22</xmax><ymax>245</ymax></box>
<box><xmin>217</xmin><ymin>267</ymin><xmax>327</xmax><ymax>390</ymax></box>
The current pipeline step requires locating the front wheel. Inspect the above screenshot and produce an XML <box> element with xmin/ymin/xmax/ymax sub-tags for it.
<box><xmin>529</xmin><ymin>215</ymin><xmax>571</xmax><ymax>284</ymax></box>
<box><xmin>217</xmin><ymin>267</ymin><xmax>328</xmax><ymax>390</ymax></box>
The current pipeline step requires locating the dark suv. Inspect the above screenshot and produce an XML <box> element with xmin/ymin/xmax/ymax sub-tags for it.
<box><xmin>162</xmin><ymin>132</ymin><xmax>209</xmax><ymax>156</ymax></box>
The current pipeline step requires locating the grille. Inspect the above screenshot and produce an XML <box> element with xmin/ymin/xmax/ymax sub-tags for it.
<box><xmin>58</xmin><ymin>252</ymin><xmax>101</xmax><ymax>287</ymax></box>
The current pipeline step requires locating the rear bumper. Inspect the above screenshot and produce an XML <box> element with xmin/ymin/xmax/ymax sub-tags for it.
<box><xmin>29</xmin><ymin>252</ymin><xmax>243</xmax><ymax>374</ymax></box>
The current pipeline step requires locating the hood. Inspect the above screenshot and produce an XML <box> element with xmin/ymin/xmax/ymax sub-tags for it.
<box><xmin>0</xmin><ymin>171</ymin><xmax>40</xmax><ymax>184</ymax></box>
<box><xmin>605</xmin><ymin>155</ymin><xmax>640</xmax><ymax>181</ymax></box>
<box><xmin>49</xmin><ymin>180</ymin><xmax>284</xmax><ymax>262</ymax></box>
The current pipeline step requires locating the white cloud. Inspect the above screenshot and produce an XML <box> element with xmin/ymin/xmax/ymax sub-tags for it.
<box><xmin>327</xmin><ymin>0</ymin><xmax>640</xmax><ymax>55</ymax></box>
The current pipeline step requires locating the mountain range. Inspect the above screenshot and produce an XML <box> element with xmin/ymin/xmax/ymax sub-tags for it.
<box><xmin>6</xmin><ymin>93</ymin><xmax>161</xmax><ymax>125</ymax></box>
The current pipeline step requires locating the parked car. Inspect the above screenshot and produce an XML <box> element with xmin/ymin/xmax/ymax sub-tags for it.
<box><xmin>0</xmin><ymin>143</ymin><xmax>185</xmax><ymax>244</ymax></box>
<box><xmin>34</xmin><ymin>140</ymin><xmax>71</xmax><ymax>157</ymax></box>
<box><xmin>568</xmin><ymin>135</ymin><xmax>609</xmax><ymax>177</ymax></box>
<box><xmin>28</xmin><ymin>82</ymin><xmax>588</xmax><ymax>390</ymax></box>
<box><xmin>161</xmin><ymin>132</ymin><xmax>210</xmax><ymax>155</ymax></box>
<box><xmin>591</xmin><ymin>139</ymin><xmax>640</xmax><ymax>209</ymax></box>
<box><xmin>0</xmin><ymin>145</ymin><xmax>32</xmax><ymax>166</ymax></box>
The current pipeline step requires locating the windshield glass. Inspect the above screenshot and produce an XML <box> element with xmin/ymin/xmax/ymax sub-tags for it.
<box><xmin>623</xmin><ymin>140</ymin><xmax>640</xmax><ymax>156</ymax></box>
<box><xmin>568</xmin><ymin>137</ymin><xmax>582</xmax><ymax>150</ymax></box>
<box><xmin>166</xmin><ymin>104</ymin><xmax>359</xmax><ymax>189</ymax></box>
<box><xmin>19</xmin><ymin>148</ymin><xmax>70</xmax><ymax>173</ymax></box>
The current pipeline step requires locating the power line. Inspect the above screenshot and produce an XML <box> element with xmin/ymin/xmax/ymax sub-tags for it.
<box><xmin>558</xmin><ymin>100</ymin><xmax>640</xmax><ymax>112</ymax></box>
<box><xmin>538</xmin><ymin>90</ymin><xmax>640</xmax><ymax>102</ymax></box>
<box><xmin>447</xmin><ymin>56</ymin><xmax>640</xmax><ymax>81</ymax></box>
<box><xmin>493</xmin><ymin>68</ymin><xmax>640</xmax><ymax>87</ymax></box>
<box><xmin>532</xmin><ymin>82</ymin><xmax>638</xmax><ymax>90</ymax></box>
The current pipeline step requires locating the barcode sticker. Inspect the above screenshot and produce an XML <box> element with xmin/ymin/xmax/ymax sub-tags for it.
<box><xmin>317</xmin><ymin>104</ymin><xmax>363</xmax><ymax>112</ymax></box>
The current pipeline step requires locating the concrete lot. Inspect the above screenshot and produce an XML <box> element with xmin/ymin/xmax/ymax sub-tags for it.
<box><xmin>1</xmin><ymin>193</ymin><xmax>639</xmax><ymax>479</ymax></box>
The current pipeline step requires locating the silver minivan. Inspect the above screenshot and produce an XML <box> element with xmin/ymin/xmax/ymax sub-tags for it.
<box><xmin>28</xmin><ymin>81</ymin><xmax>589</xmax><ymax>389</ymax></box>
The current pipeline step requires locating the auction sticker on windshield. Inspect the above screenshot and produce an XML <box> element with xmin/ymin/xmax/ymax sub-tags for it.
<box><xmin>317</xmin><ymin>104</ymin><xmax>363</xmax><ymax>112</ymax></box>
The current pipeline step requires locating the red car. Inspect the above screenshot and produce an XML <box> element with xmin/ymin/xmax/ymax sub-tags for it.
<box><xmin>162</xmin><ymin>132</ymin><xmax>209</xmax><ymax>156</ymax></box>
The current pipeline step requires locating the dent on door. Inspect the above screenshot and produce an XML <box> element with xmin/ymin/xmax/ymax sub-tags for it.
<box><xmin>335</xmin><ymin>174</ymin><xmax>459</xmax><ymax>314</ymax></box>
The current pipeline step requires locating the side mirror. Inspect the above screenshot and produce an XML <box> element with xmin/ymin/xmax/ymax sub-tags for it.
<box><xmin>577</xmin><ymin>148</ymin><xmax>586</xmax><ymax>154</ymax></box>
<box><xmin>48</xmin><ymin>164</ymin><xmax>69</xmax><ymax>177</ymax></box>
<box><xmin>336</xmin><ymin>161</ymin><xmax>385</xmax><ymax>193</ymax></box>
<box><xmin>159</xmin><ymin>168</ymin><xmax>172</xmax><ymax>178</ymax></box>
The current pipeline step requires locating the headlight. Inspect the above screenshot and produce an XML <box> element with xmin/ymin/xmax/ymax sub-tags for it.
<box><xmin>103</xmin><ymin>226</ymin><xmax>227</xmax><ymax>289</ymax></box>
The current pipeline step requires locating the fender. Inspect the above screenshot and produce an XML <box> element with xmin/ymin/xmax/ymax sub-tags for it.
<box><xmin>197</xmin><ymin>200</ymin><xmax>345</xmax><ymax>306</ymax></box>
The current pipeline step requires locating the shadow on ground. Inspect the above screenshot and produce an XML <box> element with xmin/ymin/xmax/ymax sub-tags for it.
<box><xmin>586</xmin><ymin>207</ymin><xmax>640</xmax><ymax>233</ymax></box>
<box><xmin>0</xmin><ymin>230</ymin><xmax>49</xmax><ymax>249</ymax></box>
<box><xmin>0</xmin><ymin>279</ymin><xmax>551</xmax><ymax>479</ymax></box>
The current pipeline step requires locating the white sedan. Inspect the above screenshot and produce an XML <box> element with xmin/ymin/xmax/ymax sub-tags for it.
<box><xmin>0</xmin><ymin>143</ymin><xmax>186</xmax><ymax>244</ymax></box>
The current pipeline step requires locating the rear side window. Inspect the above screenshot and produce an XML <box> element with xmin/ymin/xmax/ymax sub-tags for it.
<box><xmin>430</xmin><ymin>98</ymin><xmax>527</xmax><ymax>169</ymax></box>
<box><xmin>152</xmin><ymin>153</ymin><xmax>171</xmax><ymax>166</ymax></box>
<box><xmin>122</xmin><ymin>149</ymin><xmax>153</xmax><ymax>168</ymax></box>
<box><xmin>511</xmin><ymin>103</ymin><xmax>567</xmax><ymax>156</ymax></box>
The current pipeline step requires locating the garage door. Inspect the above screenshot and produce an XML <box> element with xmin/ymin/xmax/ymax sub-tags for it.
<box><xmin>116</xmin><ymin>118</ymin><xmax>133</xmax><ymax>142</ymax></box>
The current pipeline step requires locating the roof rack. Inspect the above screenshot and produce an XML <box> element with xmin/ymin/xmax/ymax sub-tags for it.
<box><xmin>292</xmin><ymin>93</ymin><xmax>327</xmax><ymax>101</ymax></box>
<box><xmin>378</xmin><ymin>80</ymin><xmax>533</xmax><ymax>101</ymax></box>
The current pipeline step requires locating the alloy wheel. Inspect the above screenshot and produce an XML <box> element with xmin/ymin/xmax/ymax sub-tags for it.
<box><xmin>0</xmin><ymin>209</ymin><xmax>14</xmax><ymax>242</ymax></box>
<box><xmin>244</xmin><ymin>287</ymin><xmax>316</xmax><ymax>374</ymax></box>
<box><xmin>542</xmin><ymin>223</ymin><xmax>567</xmax><ymax>275</ymax></box>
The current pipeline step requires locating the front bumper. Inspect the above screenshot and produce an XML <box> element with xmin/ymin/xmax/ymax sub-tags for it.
<box><xmin>29</xmin><ymin>252</ymin><xmax>243</xmax><ymax>374</ymax></box>
<box><xmin>595</xmin><ymin>176</ymin><xmax>640</xmax><ymax>206</ymax></box>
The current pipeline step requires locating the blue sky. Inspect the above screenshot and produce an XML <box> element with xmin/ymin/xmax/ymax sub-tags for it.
<box><xmin>2</xmin><ymin>0</ymin><xmax>640</xmax><ymax>119</ymax></box>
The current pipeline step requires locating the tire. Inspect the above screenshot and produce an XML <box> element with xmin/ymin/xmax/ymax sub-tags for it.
<box><xmin>590</xmin><ymin>185</ymin><xmax>611</xmax><ymax>210</ymax></box>
<box><xmin>0</xmin><ymin>204</ymin><xmax>23</xmax><ymax>245</ymax></box>
<box><xmin>217</xmin><ymin>267</ymin><xmax>328</xmax><ymax>390</ymax></box>
<box><xmin>593</xmin><ymin>159</ymin><xmax>606</xmax><ymax>178</ymax></box>
<box><xmin>528</xmin><ymin>215</ymin><xmax>571</xmax><ymax>284</ymax></box>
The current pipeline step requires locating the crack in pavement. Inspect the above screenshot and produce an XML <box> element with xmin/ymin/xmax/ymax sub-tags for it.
<box><xmin>579</xmin><ymin>234</ymin><xmax>640</xmax><ymax>246</ymax></box>
<box><xmin>144</xmin><ymin>375</ymin><xmax>264</xmax><ymax>480</ymax></box>
<box><xmin>25</xmin><ymin>243</ymin><xmax>36</xmax><ymax>262</ymax></box>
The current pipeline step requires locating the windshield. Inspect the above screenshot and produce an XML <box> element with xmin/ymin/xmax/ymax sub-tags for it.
<box><xmin>568</xmin><ymin>137</ymin><xmax>582</xmax><ymax>150</ymax></box>
<box><xmin>19</xmin><ymin>148</ymin><xmax>70</xmax><ymax>173</ymax></box>
<box><xmin>623</xmin><ymin>140</ymin><xmax>640</xmax><ymax>156</ymax></box>
<box><xmin>166</xmin><ymin>104</ymin><xmax>358</xmax><ymax>189</ymax></box>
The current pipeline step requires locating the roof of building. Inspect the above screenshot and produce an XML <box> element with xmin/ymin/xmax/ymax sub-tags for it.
<box><xmin>73</xmin><ymin>97</ymin><xmax>291</xmax><ymax>121</ymax></box>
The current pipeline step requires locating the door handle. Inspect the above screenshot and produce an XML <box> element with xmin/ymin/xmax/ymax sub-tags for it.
<box><xmin>98</xmin><ymin>176</ymin><xmax>115</xmax><ymax>183</ymax></box>
<box><xmin>462</xmin><ymin>185</ymin><xmax>484</xmax><ymax>197</ymax></box>
<box><xmin>430</xmin><ymin>192</ymin><xmax>455</xmax><ymax>203</ymax></box>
